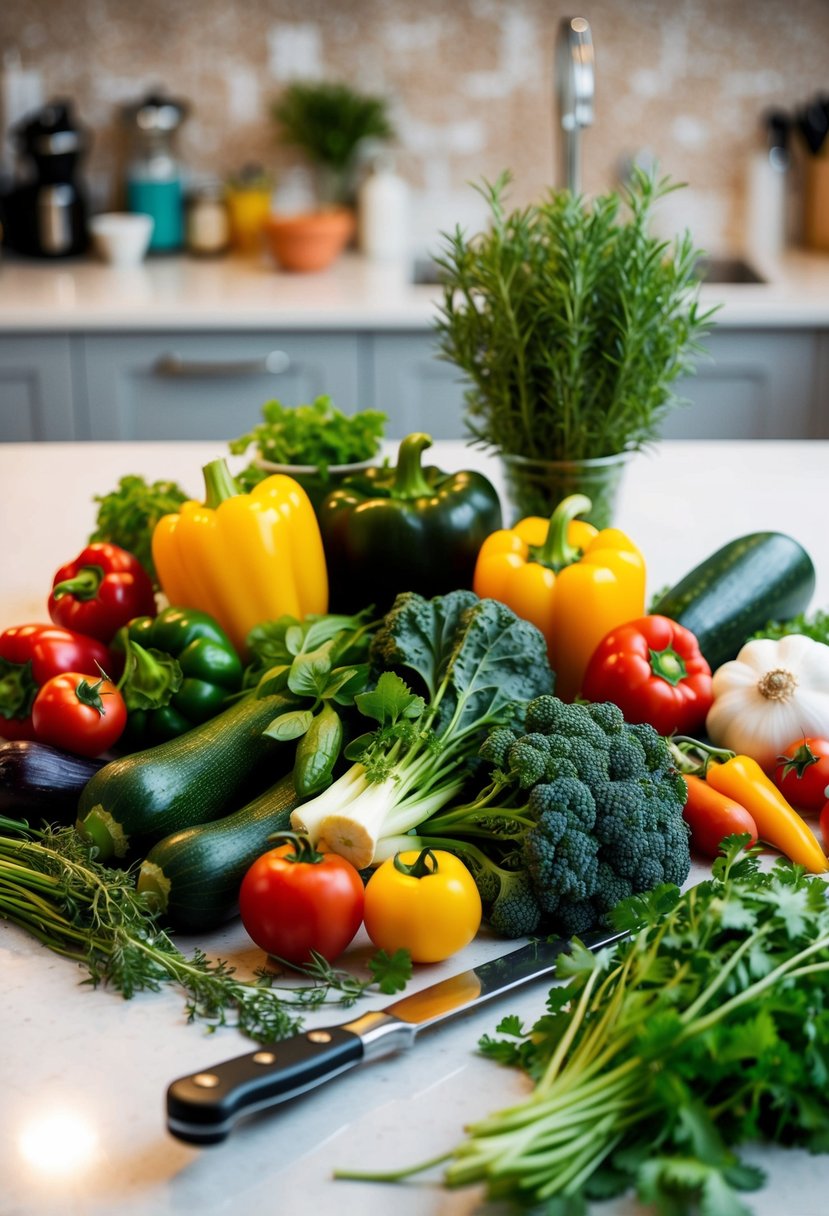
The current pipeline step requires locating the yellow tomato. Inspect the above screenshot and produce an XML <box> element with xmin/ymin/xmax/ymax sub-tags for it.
<box><xmin>363</xmin><ymin>848</ymin><xmax>482</xmax><ymax>964</ymax></box>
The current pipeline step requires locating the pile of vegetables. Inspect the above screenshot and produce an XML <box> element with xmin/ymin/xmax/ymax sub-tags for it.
<box><xmin>3</xmin><ymin>422</ymin><xmax>829</xmax><ymax>1211</ymax></box>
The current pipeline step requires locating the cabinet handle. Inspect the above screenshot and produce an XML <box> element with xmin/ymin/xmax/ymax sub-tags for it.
<box><xmin>153</xmin><ymin>350</ymin><xmax>291</xmax><ymax>378</ymax></box>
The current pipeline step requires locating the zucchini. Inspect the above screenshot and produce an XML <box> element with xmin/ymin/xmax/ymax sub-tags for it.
<box><xmin>652</xmin><ymin>531</ymin><xmax>816</xmax><ymax>672</ymax></box>
<box><xmin>136</xmin><ymin>774</ymin><xmax>299</xmax><ymax>933</ymax></box>
<box><xmin>77</xmin><ymin>693</ymin><xmax>293</xmax><ymax>861</ymax></box>
<box><xmin>0</xmin><ymin>741</ymin><xmax>104</xmax><ymax>822</ymax></box>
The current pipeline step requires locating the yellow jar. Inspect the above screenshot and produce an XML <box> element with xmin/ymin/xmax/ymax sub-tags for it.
<box><xmin>226</xmin><ymin>171</ymin><xmax>273</xmax><ymax>254</ymax></box>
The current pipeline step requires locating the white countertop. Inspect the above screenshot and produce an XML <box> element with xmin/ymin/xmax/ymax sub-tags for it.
<box><xmin>1</xmin><ymin>247</ymin><xmax>829</xmax><ymax>332</ymax></box>
<box><xmin>1</xmin><ymin>439</ymin><xmax>828</xmax><ymax>1216</ymax></box>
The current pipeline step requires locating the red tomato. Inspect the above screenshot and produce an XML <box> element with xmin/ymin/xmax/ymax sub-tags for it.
<box><xmin>239</xmin><ymin>834</ymin><xmax>365</xmax><ymax>965</ymax></box>
<box><xmin>773</xmin><ymin>738</ymin><xmax>829</xmax><ymax>810</ymax></box>
<box><xmin>31</xmin><ymin>671</ymin><xmax>127</xmax><ymax>757</ymax></box>
<box><xmin>581</xmin><ymin>615</ymin><xmax>713</xmax><ymax>735</ymax></box>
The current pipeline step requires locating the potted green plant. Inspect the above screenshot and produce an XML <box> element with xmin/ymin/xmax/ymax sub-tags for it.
<box><xmin>433</xmin><ymin>168</ymin><xmax>718</xmax><ymax>528</ymax></box>
<box><xmin>228</xmin><ymin>394</ymin><xmax>387</xmax><ymax>511</ymax></box>
<box><xmin>272</xmin><ymin>80</ymin><xmax>396</xmax><ymax>208</ymax></box>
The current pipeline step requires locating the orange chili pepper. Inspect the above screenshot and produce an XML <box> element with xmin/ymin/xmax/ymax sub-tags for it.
<box><xmin>705</xmin><ymin>754</ymin><xmax>829</xmax><ymax>874</ymax></box>
<box><xmin>681</xmin><ymin>773</ymin><xmax>758</xmax><ymax>860</ymax></box>
<box><xmin>473</xmin><ymin>494</ymin><xmax>645</xmax><ymax>701</ymax></box>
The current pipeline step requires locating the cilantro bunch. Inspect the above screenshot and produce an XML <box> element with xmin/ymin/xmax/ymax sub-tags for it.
<box><xmin>340</xmin><ymin>839</ymin><xmax>829</xmax><ymax>1213</ymax></box>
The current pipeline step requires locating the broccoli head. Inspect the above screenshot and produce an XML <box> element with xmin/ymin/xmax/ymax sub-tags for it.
<box><xmin>413</xmin><ymin>695</ymin><xmax>691</xmax><ymax>942</ymax></box>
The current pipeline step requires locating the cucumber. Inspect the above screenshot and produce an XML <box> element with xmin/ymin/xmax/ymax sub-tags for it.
<box><xmin>136</xmin><ymin>774</ymin><xmax>299</xmax><ymax>933</ymax></box>
<box><xmin>652</xmin><ymin>531</ymin><xmax>816</xmax><ymax>672</ymax></box>
<box><xmin>77</xmin><ymin>693</ymin><xmax>294</xmax><ymax>861</ymax></box>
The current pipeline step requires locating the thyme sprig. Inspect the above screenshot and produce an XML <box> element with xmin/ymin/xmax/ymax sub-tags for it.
<box><xmin>0</xmin><ymin>817</ymin><xmax>410</xmax><ymax>1043</ymax></box>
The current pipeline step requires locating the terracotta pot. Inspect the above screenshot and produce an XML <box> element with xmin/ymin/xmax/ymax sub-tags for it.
<box><xmin>264</xmin><ymin>208</ymin><xmax>355</xmax><ymax>272</ymax></box>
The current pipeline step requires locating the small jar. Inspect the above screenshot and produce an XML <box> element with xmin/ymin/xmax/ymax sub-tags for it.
<box><xmin>186</xmin><ymin>181</ymin><xmax>230</xmax><ymax>256</ymax></box>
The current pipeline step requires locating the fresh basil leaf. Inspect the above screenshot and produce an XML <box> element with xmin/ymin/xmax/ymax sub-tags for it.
<box><xmin>263</xmin><ymin>708</ymin><xmax>314</xmax><ymax>741</ymax></box>
<box><xmin>287</xmin><ymin>645</ymin><xmax>334</xmax><ymax>697</ymax></box>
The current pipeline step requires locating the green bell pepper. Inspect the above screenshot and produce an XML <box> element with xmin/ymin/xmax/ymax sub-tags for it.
<box><xmin>115</xmin><ymin>606</ymin><xmax>243</xmax><ymax>749</ymax></box>
<box><xmin>317</xmin><ymin>432</ymin><xmax>503</xmax><ymax>613</ymax></box>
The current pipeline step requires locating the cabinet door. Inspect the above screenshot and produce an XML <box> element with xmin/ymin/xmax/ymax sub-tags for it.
<box><xmin>0</xmin><ymin>335</ymin><xmax>75</xmax><ymax>440</ymax></box>
<box><xmin>370</xmin><ymin>333</ymin><xmax>466</xmax><ymax>439</ymax></box>
<box><xmin>662</xmin><ymin>330</ymin><xmax>817</xmax><ymax>440</ymax></box>
<box><xmin>81</xmin><ymin>333</ymin><xmax>362</xmax><ymax>440</ymax></box>
<box><xmin>815</xmin><ymin>332</ymin><xmax>829</xmax><ymax>439</ymax></box>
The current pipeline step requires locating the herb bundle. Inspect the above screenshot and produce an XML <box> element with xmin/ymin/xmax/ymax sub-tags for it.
<box><xmin>90</xmin><ymin>474</ymin><xmax>188</xmax><ymax>584</ymax></box>
<box><xmin>0</xmin><ymin>816</ymin><xmax>410</xmax><ymax>1042</ymax></box>
<box><xmin>434</xmin><ymin>168</ymin><xmax>717</xmax><ymax>462</ymax></box>
<box><xmin>338</xmin><ymin>839</ymin><xmax>829</xmax><ymax>1213</ymax></box>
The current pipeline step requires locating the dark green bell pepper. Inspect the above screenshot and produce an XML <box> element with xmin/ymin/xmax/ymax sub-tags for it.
<box><xmin>114</xmin><ymin>606</ymin><xmax>243</xmax><ymax>749</ymax></box>
<box><xmin>317</xmin><ymin>432</ymin><xmax>503</xmax><ymax>613</ymax></box>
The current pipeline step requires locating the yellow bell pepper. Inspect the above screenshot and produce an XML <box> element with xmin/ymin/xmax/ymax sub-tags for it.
<box><xmin>473</xmin><ymin>494</ymin><xmax>645</xmax><ymax>701</ymax></box>
<box><xmin>152</xmin><ymin>459</ymin><xmax>328</xmax><ymax>657</ymax></box>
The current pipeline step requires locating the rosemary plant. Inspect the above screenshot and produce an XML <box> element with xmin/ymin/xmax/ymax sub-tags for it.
<box><xmin>434</xmin><ymin>168</ymin><xmax>717</xmax><ymax>462</ymax></box>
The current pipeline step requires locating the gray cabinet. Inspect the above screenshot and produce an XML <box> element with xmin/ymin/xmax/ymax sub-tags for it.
<box><xmin>79</xmin><ymin>332</ymin><xmax>364</xmax><ymax>441</ymax></box>
<box><xmin>815</xmin><ymin>332</ymin><xmax>829</xmax><ymax>438</ymax></box>
<box><xmin>370</xmin><ymin>332</ymin><xmax>466</xmax><ymax>439</ymax></box>
<box><xmin>663</xmin><ymin>330</ymin><xmax>818</xmax><ymax>440</ymax></box>
<box><xmin>1</xmin><ymin>325</ymin><xmax>826</xmax><ymax>444</ymax></box>
<box><xmin>0</xmin><ymin>335</ymin><xmax>75</xmax><ymax>440</ymax></box>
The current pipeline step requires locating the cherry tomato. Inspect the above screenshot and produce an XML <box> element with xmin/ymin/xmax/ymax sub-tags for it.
<box><xmin>773</xmin><ymin>738</ymin><xmax>829</xmax><ymax>810</ymax></box>
<box><xmin>31</xmin><ymin>672</ymin><xmax>127</xmax><ymax>757</ymax></box>
<box><xmin>239</xmin><ymin>833</ymin><xmax>364</xmax><ymax>965</ymax></box>
<box><xmin>363</xmin><ymin>848</ymin><xmax>482</xmax><ymax>964</ymax></box>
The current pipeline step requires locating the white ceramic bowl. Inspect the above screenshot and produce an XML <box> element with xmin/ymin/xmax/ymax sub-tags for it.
<box><xmin>89</xmin><ymin>212</ymin><xmax>154</xmax><ymax>267</ymax></box>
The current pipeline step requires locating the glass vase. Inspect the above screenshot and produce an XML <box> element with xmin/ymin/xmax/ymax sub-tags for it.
<box><xmin>499</xmin><ymin>450</ymin><xmax>632</xmax><ymax>530</ymax></box>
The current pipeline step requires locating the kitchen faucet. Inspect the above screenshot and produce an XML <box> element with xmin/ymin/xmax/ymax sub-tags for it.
<box><xmin>556</xmin><ymin>16</ymin><xmax>594</xmax><ymax>194</ymax></box>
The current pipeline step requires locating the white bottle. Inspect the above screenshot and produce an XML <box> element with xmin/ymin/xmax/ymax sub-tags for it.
<box><xmin>357</xmin><ymin>154</ymin><xmax>410</xmax><ymax>262</ymax></box>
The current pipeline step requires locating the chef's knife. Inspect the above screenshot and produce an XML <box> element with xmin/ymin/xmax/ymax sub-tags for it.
<box><xmin>166</xmin><ymin>927</ymin><xmax>627</xmax><ymax>1145</ymax></box>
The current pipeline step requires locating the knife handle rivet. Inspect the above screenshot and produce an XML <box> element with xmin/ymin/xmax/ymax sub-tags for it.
<box><xmin>192</xmin><ymin>1073</ymin><xmax>220</xmax><ymax>1088</ymax></box>
<box><xmin>307</xmin><ymin>1030</ymin><xmax>332</xmax><ymax>1044</ymax></box>
<box><xmin>253</xmin><ymin>1051</ymin><xmax>276</xmax><ymax>1065</ymax></box>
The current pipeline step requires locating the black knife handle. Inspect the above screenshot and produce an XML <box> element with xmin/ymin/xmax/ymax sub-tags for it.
<box><xmin>166</xmin><ymin>1025</ymin><xmax>364</xmax><ymax>1145</ymax></box>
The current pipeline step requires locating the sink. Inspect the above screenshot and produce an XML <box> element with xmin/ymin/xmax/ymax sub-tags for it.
<box><xmin>695</xmin><ymin>256</ymin><xmax>765</xmax><ymax>285</ymax></box>
<box><xmin>411</xmin><ymin>255</ymin><xmax>766</xmax><ymax>286</ymax></box>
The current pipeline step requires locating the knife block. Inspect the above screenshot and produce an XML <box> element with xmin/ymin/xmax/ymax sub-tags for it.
<box><xmin>804</xmin><ymin>157</ymin><xmax>829</xmax><ymax>252</ymax></box>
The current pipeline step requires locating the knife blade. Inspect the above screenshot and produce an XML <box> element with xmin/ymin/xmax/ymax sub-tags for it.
<box><xmin>166</xmin><ymin>926</ymin><xmax>627</xmax><ymax>1145</ymax></box>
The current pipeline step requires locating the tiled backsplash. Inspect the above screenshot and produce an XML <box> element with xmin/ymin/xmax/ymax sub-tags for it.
<box><xmin>1</xmin><ymin>0</ymin><xmax>827</xmax><ymax>256</ymax></box>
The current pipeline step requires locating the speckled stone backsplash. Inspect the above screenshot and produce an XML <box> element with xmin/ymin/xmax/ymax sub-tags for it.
<box><xmin>1</xmin><ymin>0</ymin><xmax>827</xmax><ymax>255</ymax></box>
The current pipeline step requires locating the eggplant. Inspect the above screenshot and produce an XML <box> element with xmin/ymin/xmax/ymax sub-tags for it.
<box><xmin>0</xmin><ymin>740</ymin><xmax>105</xmax><ymax>822</ymax></box>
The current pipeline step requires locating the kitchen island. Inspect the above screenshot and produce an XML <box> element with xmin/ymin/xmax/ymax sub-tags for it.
<box><xmin>1</xmin><ymin>439</ymin><xmax>828</xmax><ymax>1216</ymax></box>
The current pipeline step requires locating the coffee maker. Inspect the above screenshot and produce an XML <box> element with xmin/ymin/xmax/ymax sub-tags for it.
<box><xmin>1</xmin><ymin>99</ymin><xmax>90</xmax><ymax>257</ymax></box>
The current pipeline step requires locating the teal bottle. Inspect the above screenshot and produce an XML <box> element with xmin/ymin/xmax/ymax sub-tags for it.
<box><xmin>127</xmin><ymin>175</ymin><xmax>184</xmax><ymax>251</ymax></box>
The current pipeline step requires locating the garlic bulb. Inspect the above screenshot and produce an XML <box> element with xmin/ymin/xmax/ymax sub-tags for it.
<box><xmin>705</xmin><ymin>634</ymin><xmax>829</xmax><ymax>771</ymax></box>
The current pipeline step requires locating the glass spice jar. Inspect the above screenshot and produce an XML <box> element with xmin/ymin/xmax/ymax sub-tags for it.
<box><xmin>185</xmin><ymin>180</ymin><xmax>229</xmax><ymax>256</ymax></box>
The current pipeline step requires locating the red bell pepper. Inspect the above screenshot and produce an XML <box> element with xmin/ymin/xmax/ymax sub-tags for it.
<box><xmin>581</xmin><ymin>614</ymin><xmax>714</xmax><ymax>736</ymax></box>
<box><xmin>48</xmin><ymin>542</ymin><xmax>156</xmax><ymax>643</ymax></box>
<box><xmin>0</xmin><ymin>624</ymin><xmax>111</xmax><ymax>741</ymax></box>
